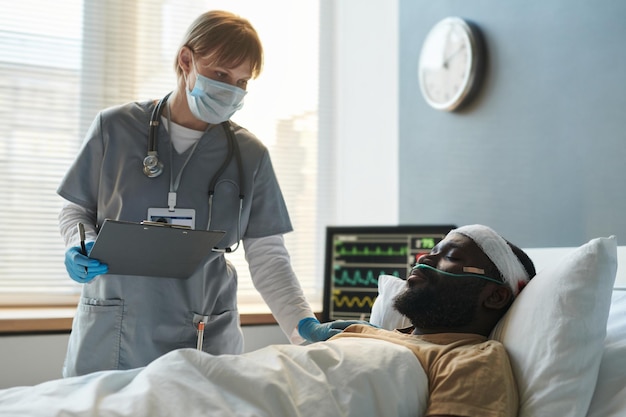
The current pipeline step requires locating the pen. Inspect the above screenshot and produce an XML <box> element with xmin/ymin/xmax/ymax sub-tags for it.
<box><xmin>77</xmin><ymin>223</ymin><xmax>87</xmax><ymax>256</ymax></box>
<box><xmin>196</xmin><ymin>321</ymin><xmax>205</xmax><ymax>350</ymax></box>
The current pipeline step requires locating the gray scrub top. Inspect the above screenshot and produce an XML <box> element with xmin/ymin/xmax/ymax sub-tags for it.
<box><xmin>58</xmin><ymin>100</ymin><xmax>293</xmax><ymax>377</ymax></box>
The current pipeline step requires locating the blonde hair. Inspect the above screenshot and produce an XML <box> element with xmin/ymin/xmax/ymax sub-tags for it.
<box><xmin>174</xmin><ymin>10</ymin><xmax>263</xmax><ymax>81</ymax></box>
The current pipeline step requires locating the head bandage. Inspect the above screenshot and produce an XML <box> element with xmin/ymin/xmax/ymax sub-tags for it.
<box><xmin>450</xmin><ymin>224</ymin><xmax>530</xmax><ymax>296</ymax></box>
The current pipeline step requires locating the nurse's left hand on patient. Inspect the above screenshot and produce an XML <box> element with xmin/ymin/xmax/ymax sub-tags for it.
<box><xmin>298</xmin><ymin>317</ymin><xmax>376</xmax><ymax>343</ymax></box>
<box><xmin>64</xmin><ymin>241</ymin><xmax>109</xmax><ymax>283</ymax></box>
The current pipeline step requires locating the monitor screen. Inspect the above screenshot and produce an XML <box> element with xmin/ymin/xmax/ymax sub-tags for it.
<box><xmin>322</xmin><ymin>224</ymin><xmax>456</xmax><ymax>322</ymax></box>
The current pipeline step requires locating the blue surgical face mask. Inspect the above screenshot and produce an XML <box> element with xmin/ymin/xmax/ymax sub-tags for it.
<box><xmin>186</xmin><ymin>73</ymin><xmax>247</xmax><ymax>124</ymax></box>
<box><xmin>410</xmin><ymin>263</ymin><xmax>505</xmax><ymax>285</ymax></box>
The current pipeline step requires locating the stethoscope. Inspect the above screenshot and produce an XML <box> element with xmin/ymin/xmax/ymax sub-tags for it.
<box><xmin>143</xmin><ymin>92</ymin><xmax>244</xmax><ymax>253</ymax></box>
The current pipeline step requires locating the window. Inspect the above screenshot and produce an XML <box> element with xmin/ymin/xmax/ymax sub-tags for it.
<box><xmin>0</xmin><ymin>0</ymin><xmax>323</xmax><ymax>313</ymax></box>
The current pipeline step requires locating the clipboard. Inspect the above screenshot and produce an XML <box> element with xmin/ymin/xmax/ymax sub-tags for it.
<box><xmin>89</xmin><ymin>219</ymin><xmax>226</xmax><ymax>279</ymax></box>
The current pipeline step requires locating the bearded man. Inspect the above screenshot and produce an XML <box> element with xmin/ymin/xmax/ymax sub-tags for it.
<box><xmin>325</xmin><ymin>224</ymin><xmax>536</xmax><ymax>417</ymax></box>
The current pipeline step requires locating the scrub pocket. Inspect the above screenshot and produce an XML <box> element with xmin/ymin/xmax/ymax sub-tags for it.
<box><xmin>193</xmin><ymin>310</ymin><xmax>244</xmax><ymax>355</ymax></box>
<box><xmin>63</xmin><ymin>297</ymin><xmax>124</xmax><ymax>377</ymax></box>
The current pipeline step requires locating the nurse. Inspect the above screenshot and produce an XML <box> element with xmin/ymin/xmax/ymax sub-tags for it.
<box><xmin>58</xmin><ymin>10</ymin><xmax>342</xmax><ymax>377</ymax></box>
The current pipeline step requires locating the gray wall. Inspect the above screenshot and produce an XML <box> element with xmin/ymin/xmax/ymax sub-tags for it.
<box><xmin>399</xmin><ymin>1</ymin><xmax>626</xmax><ymax>248</ymax></box>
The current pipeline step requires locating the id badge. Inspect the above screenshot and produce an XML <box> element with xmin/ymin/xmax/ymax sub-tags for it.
<box><xmin>147</xmin><ymin>208</ymin><xmax>196</xmax><ymax>229</ymax></box>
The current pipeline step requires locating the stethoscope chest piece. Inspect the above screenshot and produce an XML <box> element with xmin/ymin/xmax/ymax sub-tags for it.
<box><xmin>143</xmin><ymin>151</ymin><xmax>164</xmax><ymax>178</ymax></box>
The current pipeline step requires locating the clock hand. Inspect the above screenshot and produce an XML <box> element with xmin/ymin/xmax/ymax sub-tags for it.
<box><xmin>443</xmin><ymin>44</ymin><xmax>467</xmax><ymax>69</ymax></box>
<box><xmin>440</xmin><ymin>28</ymin><xmax>452</xmax><ymax>68</ymax></box>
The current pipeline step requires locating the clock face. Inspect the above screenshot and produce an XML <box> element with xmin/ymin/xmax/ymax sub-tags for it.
<box><xmin>418</xmin><ymin>17</ymin><xmax>481</xmax><ymax>111</ymax></box>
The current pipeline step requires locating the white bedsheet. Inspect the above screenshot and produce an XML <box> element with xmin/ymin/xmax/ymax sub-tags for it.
<box><xmin>0</xmin><ymin>338</ymin><xmax>428</xmax><ymax>417</ymax></box>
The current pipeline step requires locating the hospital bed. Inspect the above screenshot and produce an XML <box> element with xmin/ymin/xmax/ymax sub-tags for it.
<box><xmin>0</xmin><ymin>236</ymin><xmax>624</xmax><ymax>417</ymax></box>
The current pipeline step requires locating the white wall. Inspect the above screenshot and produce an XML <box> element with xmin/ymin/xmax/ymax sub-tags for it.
<box><xmin>0</xmin><ymin>334</ymin><xmax>69</xmax><ymax>389</ymax></box>
<box><xmin>0</xmin><ymin>1</ymin><xmax>399</xmax><ymax>390</ymax></box>
<box><xmin>332</xmin><ymin>0</ymin><xmax>399</xmax><ymax>225</ymax></box>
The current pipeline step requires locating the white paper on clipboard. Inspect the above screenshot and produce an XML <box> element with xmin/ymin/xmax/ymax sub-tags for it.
<box><xmin>89</xmin><ymin>219</ymin><xmax>226</xmax><ymax>279</ymax></box>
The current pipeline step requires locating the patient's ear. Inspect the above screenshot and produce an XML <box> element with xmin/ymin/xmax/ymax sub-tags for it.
<box><xmin>483</xmin><ymin>285</ymin><xmax>513</xmax><ymax>310</ymax></box>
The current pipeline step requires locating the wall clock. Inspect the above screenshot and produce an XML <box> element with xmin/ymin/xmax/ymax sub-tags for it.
<box><xmin>417</xmin><ymin>17</ymin><xmax>485</xmax><ymax>111</ymax></box>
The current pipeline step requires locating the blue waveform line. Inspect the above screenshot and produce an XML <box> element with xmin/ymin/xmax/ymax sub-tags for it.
<box><xmin>334</xmin><ymin>269</ymin><xmax>400</xmax><ymax>286</ymax></box>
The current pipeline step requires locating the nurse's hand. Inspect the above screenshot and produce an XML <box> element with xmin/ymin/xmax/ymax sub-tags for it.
<box><xmin>64</xmin><ymin>242</ymin><xmax>109</xmax><ymax>283</ymax></box>
<box><xmin>298</xmin><ymin>317</ymin><xmax>375</xmax><ymax>343</ymax></box>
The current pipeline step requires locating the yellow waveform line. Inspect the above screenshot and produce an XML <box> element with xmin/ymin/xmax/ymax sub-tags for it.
<box><xmin>332</xmin><ymin>294</ymin><xmax>375</xmax><ymax>309</ymax></box>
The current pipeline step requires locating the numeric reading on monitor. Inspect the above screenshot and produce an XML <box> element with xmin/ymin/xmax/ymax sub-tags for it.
<box><xmin>324</xmin><ymin>227</ymin><xmax>452</xmax><ymax>321</ymax></box>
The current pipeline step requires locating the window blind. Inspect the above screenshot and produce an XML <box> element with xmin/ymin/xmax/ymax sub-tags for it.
<box><xmin>0</xmin><ymin>0</ymin><xmax>323</xmax><ymax>313</ymax></box>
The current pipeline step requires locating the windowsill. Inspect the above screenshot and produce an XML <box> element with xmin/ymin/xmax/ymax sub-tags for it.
<box><xmin>0</xmin><ymin>307</ymin><xmax>285</xmax><ymax>334</ymax></box>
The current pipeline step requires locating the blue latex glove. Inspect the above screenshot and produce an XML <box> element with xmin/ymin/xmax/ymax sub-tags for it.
<box><xmin>298</xmin><ymin>317</ymin><xmax>375</xmax><ymax>343</ymax></box>
<box><xmin>64</xmin><ymin>241</ymin><xmax>109</xmax><ymax>283</ymax></box>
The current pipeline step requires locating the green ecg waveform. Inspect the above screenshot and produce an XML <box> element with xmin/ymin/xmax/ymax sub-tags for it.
<box><xmin>335</xmin><ymin>245</ymin><xmax>407</xmax><ymax>256</ymax></box>
<box><xmin>334</xmin><ymin>269</ymin><xmax>400</xmax><ymax>286</ymax></box>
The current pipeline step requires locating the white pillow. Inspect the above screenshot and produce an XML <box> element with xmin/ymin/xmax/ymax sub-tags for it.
<box><xmin>369</xmin><ymin>274</ymin><xmax>411</xmax><ymax>330</ymax></box>
<box><xmin>491</xmin><ymin>236</ymin><xmax>617</xmax><ymax>417</ymax></box>
<box><xmin>585</xmin><ymin>290</ymin><xmax>626</xmax><ymax>417</ymax></box>
<box><xmin>369</xmin><ymin>237</ymin><xmax>618</xmax><ymax>417</ymax></box>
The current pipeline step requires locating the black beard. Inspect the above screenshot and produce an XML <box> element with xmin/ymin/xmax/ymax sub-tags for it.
<box><xmin>392</xmin><ymin>277</ymin><xmax>487</xmax><ymax>330</ymax></box>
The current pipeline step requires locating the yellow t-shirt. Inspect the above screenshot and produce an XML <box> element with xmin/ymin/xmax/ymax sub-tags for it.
<box><xmin>330</xmin><ymin>325</ymin><xmax>518</xmax><ymax>417</ymax></box>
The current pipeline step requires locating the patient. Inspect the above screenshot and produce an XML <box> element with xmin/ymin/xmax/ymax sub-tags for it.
<box><xmin>327</xmin><ymin>224</ymin><xmax>536</xmax><ymax>417</ymax></box>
